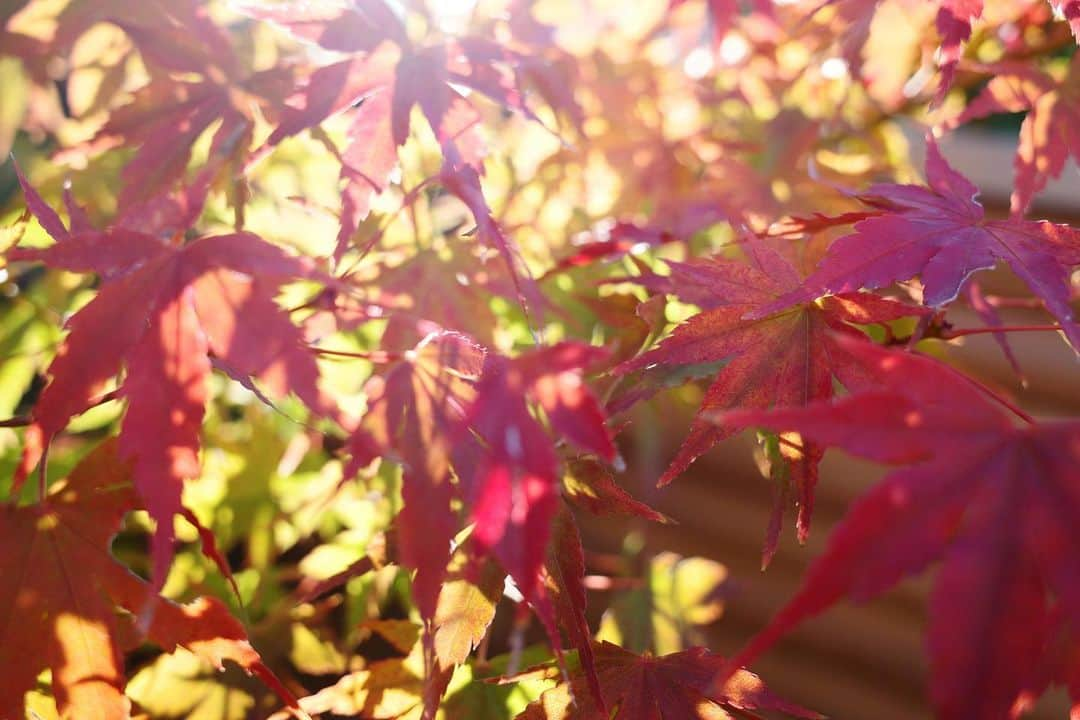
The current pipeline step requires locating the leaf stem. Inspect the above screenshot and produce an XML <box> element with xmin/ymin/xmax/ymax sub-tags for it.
<box><xmin>37</xmin><ymin>444</ymin><xmax>49</xmax><ymax>501</ymax></box>
<box><xmin>941</xmin><ymin>324</ymin><xmax>1062</xmax><ymax>339</ymax></box>
<box><xmin>960</xmin><ymin>374</ymin><xmax>1036</xmax><ymax>425</ymax></box>
<box><xmin>308</xmin><ymin>346</ymin><xmax>404</xmax><ymax>363</ymax></box>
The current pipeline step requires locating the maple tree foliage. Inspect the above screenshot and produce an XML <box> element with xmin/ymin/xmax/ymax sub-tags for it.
<box><xmin>717</xmin><ymin>337</ymin><xmax>1080</xmax><ymax>719</ymax></box>
<box><xmin>0</xmin><ymin>440</ymin><xmax>296</xmax><ymax>719</ymax></box>
<box><xmin>518</xmin><ymin>640</ymin><xmax>821</xmax><ymax>720</ymax></box>
<box><xmin>615</xmin><ymin>239</ymin><xmax>926</xmax><ymax>563</ymax></box>
<box><xmin>0</xmin><ymin>0</ymin><xmax>1079</xmax><ymax>718</ymax></box>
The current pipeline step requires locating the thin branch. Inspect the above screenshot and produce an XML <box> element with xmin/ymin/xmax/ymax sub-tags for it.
<box><xmin>37</xmin><ymin>445</ymin><xmax>49</xmax><ymax>502</ymax></box>
<box><xmin>960</xmin><ymin>374</ymin><xmax>1036</xmax><ymax>425</ymax></box>
<box><xmin>308</xmin><ymin>346</ymin><xmax>404</xmax><ymax>363</ymax></box>
<box><xmin>940</xmin><ymin>324</ymin><xmax>1062</xmax><ymax>339</ymax></box>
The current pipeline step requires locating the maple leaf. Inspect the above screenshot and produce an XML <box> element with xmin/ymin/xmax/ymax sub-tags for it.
<box><xmin>562</xmin><ymin>458</ymin><xmax>669</xmax><ymax>524</ymax></box>
<box><xmin>439</xmin><ymin>144</ymin><xmax>542</xmax><ymax>318</ymax></box>
<box><xmin>753</xmin><ymin>139</ymin><xmax>1080</xmax><ymax>353</ymax></box>
<box><xmin>718</xmin><ymin>337</ymin><xmax>1080</xmax><ymax>719</ymax></box>
<box><xmin>0</xmin><ymin>440</ymin><xmax>293</xmax><ymax>720</ymax></box>
<box><xmin>517</xmin><ymin>641</ymin><xmax>821</xmax><ymax>720</ymax></box>
<box><xmin>934</xmin><ymin>0</ymin><xmax>982</xmax><ymax>98</ymax></box>
<box><xmin>455</xmin><ymin>343</ymin><xmax>614</xmax><ymax>626</ymax></box>
<box><xmin>544</xmin><ymin>218</ymin><xmax>701</xmax><ymax>278</ymax></box>
<box><xmin>801</xmin><ymin>0</ymin><xmax>1076</xmax><ymax>99</ymax></box>
<box><xmin>616</xmin><ymin>241</ymin><xmax>924</xmax><ymax>562</ymax></box>
<box><xmin>94</xmin><ymin>79</ymin><xmax>251</xmax><ymax>210</ymax></box>
<box><xmin>249</xmin><ymin>0</ymin><xmax>551</xmax><ymax>260</ymax></box>
<box><xmin>47</xmin><ymin>0</ymin><xmax>237</xmax><ymax>73</ymax></box>
<box><xmin>953</xmin><ymin>55</ymin><xmax>1080</xmax><ymax>214</ymax></box>
<box><xmin>544</xmin><ymin>506</ymin><xmax>603</xmax><ymax>711</ymax></box>
<box><xmin>344</xmin><ymin>331</ymin><xmax>485</xmax><ymax>619</ymax></box>
<box><xmin>432</xmin><ymin>557</ymin><xmax>505</xmax><ymax>670</ymax></box>
<box><xmin>239</xmin><ymin>0</ymin><xmax>407</xmax><ymax>54</ymax></box>
<box><xmin>57</xmin><ymin>1</ymin><xmax>291</xmax><ymax>211</ymax></box>
<box><xmin>8</xmin><ymin>178</ymin><xmax>333</xmax><ymax>584</ymax></box>
<box><xmin>343</xmin><ymin>338</ymin><xmax>613</xmax><ymax>711</ymax></box>
<box><xmin>368</xmin><ymin>247</ymin><xmax>502</xmax><ymax>350</ymax></box>
<box><xmin>964</xmin><ymin>280</ymin><xmax>1025</xmax><ymax>382</ymax></box>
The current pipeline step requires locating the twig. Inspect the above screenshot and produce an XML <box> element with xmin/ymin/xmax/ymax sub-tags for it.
<box><xmin>940</xmin><ymin>324</ymin><xmax>1062</xmax><ymax>339</ymax></box>
<box><xmin>308</xmin><ymin>346</ymin><xmax>404</xmax><ymax>363</ymax></box>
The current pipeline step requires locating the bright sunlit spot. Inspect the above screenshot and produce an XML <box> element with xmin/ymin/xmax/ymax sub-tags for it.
<box><xmin>683</xmin><ymin>46</ymin><xmax>715</xmax><ymax>78</ymax></box>
<box><xmin>718</xmin><ymin>33</ymin><xmax>750</xmax><ymax>65</ymax></box>
<box><xmin>431</xmin><ymin>0</ymin><xmax>478</xmax><ymax>33</ymax></box>
<box><xmin>820</xmin><ymin>56</ymin><xmax>848</xmax><ymax>80</ymax></box>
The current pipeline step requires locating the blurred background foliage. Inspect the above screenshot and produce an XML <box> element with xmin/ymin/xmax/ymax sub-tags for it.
<box><xmin>2</xmin><ymin>0</ymin><xmax>1074</xmax><ymax>716</ymax></box>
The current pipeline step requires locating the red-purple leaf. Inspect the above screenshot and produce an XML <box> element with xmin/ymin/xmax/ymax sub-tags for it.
<box><xmin>344</xmin><ymin>331</ymin><xmax>485</xmax><ymax>618</ymax></box>
<box><xmin>119</xmin><ymin>285</ymin><xmax>209</xmax><ymax>585</ymax></box>
<box><xmin>240</xmin><ymin>0</ymin><xmax>406</xmax><ymax>53</ymax></box>
<box><xmin>719</xmin><ymin>337</ymin><xmax>1080</xmax><ymax>720</ymax></box>
<box><xmin>11</xmin><ymin>187</ymin><xmax>331</xmax><ymax>583</ymax></box>
<box><xmin>440</xmin><ymin>146</ymin><xmax>543</xmax><ymax>318</ymax></box>
<box><xmin>935</xmin><ymin>0</ymin><xmax>983</xmax><ymax>98</ymax></box>
<box><xmin>545</xmin><ymin>507</ymin><xmax>603</xmax><ymax>712</ymax></box>
<box><xmin>458</xmin><ymin>343</ymin><xmax>613</xmax><ymax>615</ymax></box>
<box><xmin>954</xmin><ymin>56</ymin><xmax>1080</xmax><ymax>214</ymax></box>
<box><xmin>563</xmin><ymin>458</ymin><xmax>670</xmax><ymax>524</ymax></box>
<box><xmin>965</xmin><ymin>280</ymin><xmax>1025</xmax><ymax>382</ymax></box>
<box><xmin>754</xmin><ymin>139</ymin><xmax>1080</xmax><ymax>352</ymax></box>
<box><xmin>616</xmin><ymin>243</ymin><xmax>925</xmax><ymax>551</ymax></box>
<box><xmin>336</xmin><ymin>89</ymin><xmax>397</xmax><ymax>260</ymax></box>
<box><xmin>14</xmin><ymin>162</ymin><xmax>69</xmax><ymax>241</ymax></box>
<box><xmin>393</xmin><ymin>45</ymin><xmax>454</xmax><ymax>147</ymax></box>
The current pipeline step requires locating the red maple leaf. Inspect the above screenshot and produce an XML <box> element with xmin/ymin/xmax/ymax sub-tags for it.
<box><xmin>456</xmin><ymin>343</ymin><xmax>615</xmax><ymax>612</ymax></box>
<box><xmin>544</xmin><ymin>506</ymin><xmax>604</xmax><ymax>712</ymax></box>
<box><xmin>55</xmin><ymin>0</ymin><xmax>293</xmax><ymax>211</ymax></box>
<box><xmin>344</xmin><ymin>331</ymin><xmax>486</xmax><ymax>619</ymax></box>
<box><xmin>518</xmin><ymin>640</ymin><xmax>821</xmax><ymax>720</ymax></box>
<box><xmin>8</xmin><ymin>177</ymin><xmax>334</xmax><ymax>584</ymax></box>
<box><xmin>562</xmin><ymin>458</ymin><xmax>670</xmax><ymax>524</ymax></box>
<box><xmin>342</xmin><ymin>338</ymin><xmax>614</xmax><ymax>711</ymax></box>
<box><xmin>616</xmin><ymin>241</ymin><xmax>924</xmax><ymax>562</ymax></box>
<box><xmin>439</xmin><ymin>144</ymin><xmax>543</xmax><ymax>318</ymax></box>
<box><xmin>47</xmin><ymin>0</ymin><xmax>238</xmax><ymax>73</ymax></box>
<box><xmin>953</xmin><ymin>55</ymin><xmax>1080</xmax><ymax>214</ymax></box>
<box><xmin>363</xmin><ymin>247</ymin><xmax>502</xmax><ymax>350</ymax></box>
<box><xmin>935</xmin><ymin>0</ymin><xmax>983</xmax><ymax>98</ymax></box>
<box><xmin>718</xmin><ymin>336</ymin><xmax>1080</xmax><ymax>719</ymax></box>
<box><xmin>252</xmin><ymin>3</ymin><xmax>544</xmax><ymax>307</ymax></box>
<box><xmin>544</xmin><ymin>209</ymin><xmax>723</xmax><ymax>278</ymax></box>
<box><xmin>0</xmin><ymin>439</ymin><xmax>295</xmax><ymax>720</ymax></box>
<box><xmin>342</xmin><ymin>336</ymin><xmax>614</xmax><ymax>615</ymax></box>
<box><xmin>248</xmin><ymin>0</ymin><xmax>553</xmax><ymax>260</ymax></box>
<box><xmin>754</xmin><ymin>139</ymin><xmax>1080</xmax><ymax>352</ymax></box>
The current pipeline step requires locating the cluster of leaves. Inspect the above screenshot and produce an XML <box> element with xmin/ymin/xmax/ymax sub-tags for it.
<box><xmin>0</xmin><ymin>0</ymin><xmax>1078</xmax><ymax>718</ymax></box>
